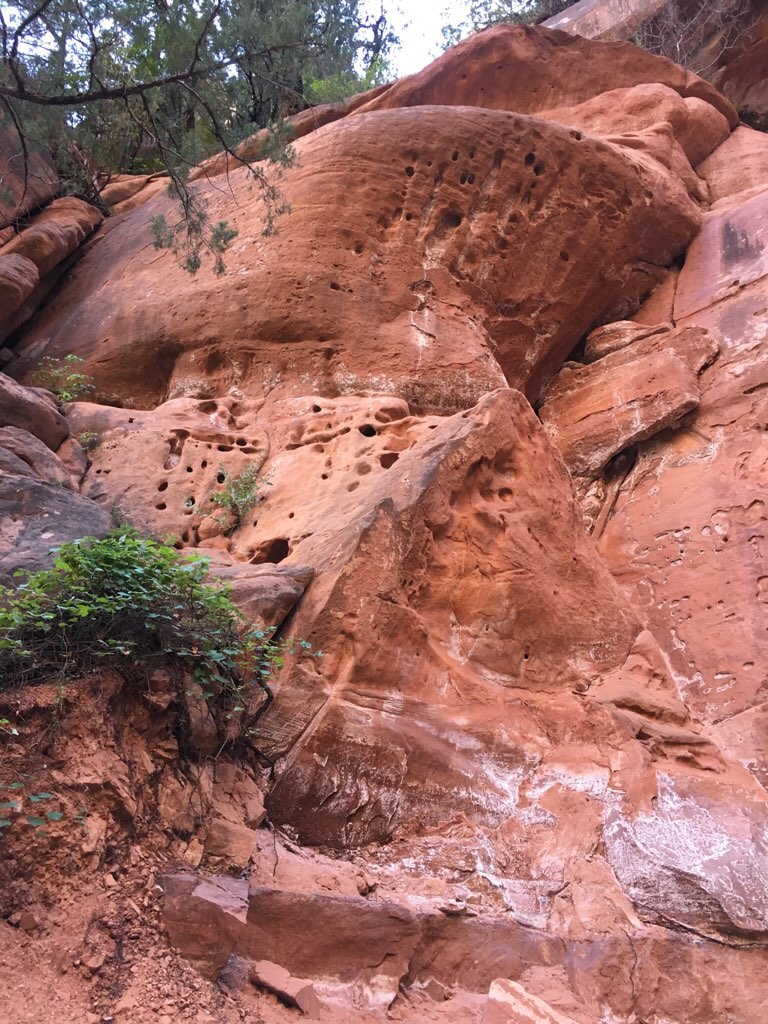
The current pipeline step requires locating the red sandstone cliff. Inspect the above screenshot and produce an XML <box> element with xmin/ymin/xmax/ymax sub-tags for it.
<box><xmin>1</xmin><ymin>22</ymin><xmax>767</xmax><ymax>1024</ymax></box>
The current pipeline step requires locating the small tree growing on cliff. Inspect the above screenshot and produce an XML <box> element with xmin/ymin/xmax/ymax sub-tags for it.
<box><xmin>0</xmin><ymin>0</ymin><xmax>396</xmax><ymax>272</ymax></box>
<box><xmin>28</xmin><ymin>354</ymin><xmax>94</xmax><ymax>404</ymax></box>
<box><xmin>0</xmin><ymin>528</ymin><xmax>313</xmax><ymax>746</ymax></box>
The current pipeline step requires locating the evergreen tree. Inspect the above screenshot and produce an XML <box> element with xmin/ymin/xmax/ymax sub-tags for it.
<box><xmin>0</xmin><ymin>0</ymin><xmax>395</xmax><ymax>269</ymax></box>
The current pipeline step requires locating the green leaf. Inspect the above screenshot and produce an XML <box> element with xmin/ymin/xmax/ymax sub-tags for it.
<box><xmin>46</xmin><ymin>811</ymin><xmax>64</xmax><ymax>821</ymax></box>
<box><xmin>26</xmin><ymin>817</ymin><xmax>46</xmax><ymax>827</ymax></box>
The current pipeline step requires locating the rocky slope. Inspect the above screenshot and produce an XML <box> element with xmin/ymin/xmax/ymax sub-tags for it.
<box><xmin>0</xmin><ymin>23</ymin><xmax>767</xmax><ymax>1024</ymax></box>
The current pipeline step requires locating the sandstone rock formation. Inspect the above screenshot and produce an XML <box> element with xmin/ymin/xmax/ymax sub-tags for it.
<box><xmin>1</xmin><ymin>22</ymin><xmax>768</xmax><ymax>1024</ymax></box>
<box><xmin>0</xmin><ymin>196</ymin><xmax>104</xmax><ymax>347</ymax></box>
<box><xmin>545</xmin><ymin>0</ymin><xmax>768</xmax><ymax>128</ymax></box>
<box><xmin>9</xmin><ymin>26</ymin><xmax>733</xmax><ymax>411</ymax></box>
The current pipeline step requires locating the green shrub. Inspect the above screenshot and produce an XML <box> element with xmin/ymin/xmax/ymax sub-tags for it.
<box><xmin>0</xmin><ymin>529</ymin><xmax>310</xmax><ymax>736</ymax></box>
<box><xmin>76</xmin><ymin>431</ymin><xmax>100</xmax><ymax>453</ymax></box>
<box><xmin>210</xmin><ymin>463</ymin><xmax>270</xmax><ymax>524</ymax></box>
<box><xmin>28</xmin><ymin>355</ymin><xmax>95</xmax><ymax>403</ymax></box>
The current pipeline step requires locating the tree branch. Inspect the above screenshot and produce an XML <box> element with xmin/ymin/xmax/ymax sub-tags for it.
<box><xmin>0</xmin><ymin>40</ymin><xmax>309</xmax><ymax>107</ymax></box>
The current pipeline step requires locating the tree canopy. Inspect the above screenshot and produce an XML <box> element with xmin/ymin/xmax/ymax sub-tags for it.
<box><xmin>0</xmin><ymin>0</ymin><xmax>394</xmax><ymax>269</ymax></box>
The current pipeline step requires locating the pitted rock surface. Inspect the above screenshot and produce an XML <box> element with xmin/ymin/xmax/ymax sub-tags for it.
<box><xmin>2</xmin><ymin>20</ymin><xmax>768</xmax><ymax>1024</ymax></box>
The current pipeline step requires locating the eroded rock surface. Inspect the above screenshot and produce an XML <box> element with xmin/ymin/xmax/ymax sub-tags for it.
<box><xmin>1</xmin><ymin>21</ymin><xmax>768</xmax><ymax>1024</ymax></box>
<box><xmin>9</xmin><ymin>28</ymin><xmax>720</xmax><ymax>410</ymax></box>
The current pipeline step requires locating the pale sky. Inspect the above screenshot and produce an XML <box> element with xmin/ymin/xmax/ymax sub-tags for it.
<box><xmin>362</xmin><ymin>0</ymin><xmax>468</xmax><ymax>76</ymax></box>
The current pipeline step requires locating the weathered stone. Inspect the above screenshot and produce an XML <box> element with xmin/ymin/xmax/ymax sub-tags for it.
<box><xmin>0</xmin><ymin>196</ymin><xmax>102</xmax><ymax>277</ymax></box>
<box><xmin>0</xmin><ymin>426</ymin><xmax>77</xmax><ymax>488</ymax></box>
<box><xmin>203</xmin><ymin>819</ymin><xmax>259</xmax><ymax>869</ymax></box>
<box><xmin>540</xmin><ymin>325</ymin><xmax>718</xmax><ymax>477</ymax></box>
<box><xmin>483</xmin><ymin>979</ymin><xmax>578</xmax><ymax>1024</ymax></box>
<box><xmin>0</xmin><ymin>473</ymin><xmax>112</xmax><ymax>581</ymax></box>
<box><xmin>261</xmin><ymin>389</ymin><xmax>642</xmax><ymax>847</ymax></box>
<box><xmin>241</xmin><ymin>886</ymin><xmax>421</xmax><ymax>1008</ymax></box>
<box><xmin>673</xmin><ymin>188</ymin><xmax>768</xmax><ymax>321</ymax></box>
<box><xmin>0</xmin><ymin>371</ymin><xmax>68</xmax><ymax>450</ymax></box>
<box><xmin>10</xmin><ymin>30</ymin><xmax>706</xmax><ymax>410</ymax></box>
<box><xmin>599</xmin><ymin>182</ymin><xmax>768</xmax><ymax>727</ymax></box>
<box><xmin>4</xmin><ymin>22</ymin><xmax>768</xmax><ymax>1024</ymax></box>
<box><xmin>157</xmin><ymin>770</ymin><xmax>200</xmax><ymax>835</ymax></box>
<box><xmin>162</xmin><ymin>873</ymin><xmax>249</xmax><ymax>979</ymax></box>
<box><xmin>354</xmin><ymin>23</ymin><xmax>737</xmax><ymax>127</ymax></box>
<box><xmin>543</xmin><ymin>0</ymin><xmax>670</xmax><ymax>42</ymax></box>
<box><xmin>0</xmin><ymin>253</ymin><xmax>39</xmax><ymax>320</ymax></box>
<box><xmin>249</xmin><ymin>960</ymin><xmax>321</xmax><ymax>1017</ymax></box>
<box><xmin>99</xmin><ymin>174</ymin><xmax>152</xmax><ymax>207</ymax></box>
<box><xmin>211</xmin><ymin>761</ymin><xmax>266</xmax><ymax>830</ymax></box>
<box><xmin>583</xmin><ymin>320</ymin><xmax>671</xmax><ymax>362</ymax></box>
<box><xmin>698</xmin><ymin>125</ymin><xmax>768</xmax><ymax>205</ymax></box>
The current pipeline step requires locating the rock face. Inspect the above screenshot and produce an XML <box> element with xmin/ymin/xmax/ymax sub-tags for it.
<box><xmin>0</xmin><ymin>197</ymin><xmax>104</xmax><ymax>345</ymax></box>
<box><xmin>9</xmin><ymin>27</ymin><xmax>722</xmax><ymax>410</ymax></box>
<box><xmin>0</xmin><ymin>126</ymin><xmax>58</xmax><ymax>228</ymax></box>
<box><xmin>546</xmin><ymin>0</ymin><xmax>768</xmax><ymax>127</ymax></box>
<box><xmin>540</xmin><ymin>323</ymin><xmax>717</xmax><ymax>478</ymax></box>
<box><xmin>483</xmin><ymin>980</ymin><xmax>578</xmax><ymax>1024</ymax></box>
<box><xmin>2</xmin><ymin>22</ymin><xmax>768</xmax><ymax>1024</ymax></box>
<box><xmin>596</xmin><ymin>125</ymin><xmax>768</xmax><ymax>735</ymax></box>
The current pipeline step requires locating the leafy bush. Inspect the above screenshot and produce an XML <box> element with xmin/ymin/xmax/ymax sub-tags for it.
<box><xmin>76</xmin><ymin>431</ymin><xmax>100</xmax><ymax>453</ymax></box>
<box><xmin>0</xmin><ymin>529</ymin><xmax>308</xmax><ymax>737</ymax></box>
<box><xmin>210</xmin><ymin>463</ymin><xmax>270</xmax><ymax>524</ymax></box>
<box><xmin>28</xmin><ymin>355</ymin><xmax>95</xmax><ymax>403</ymax></box>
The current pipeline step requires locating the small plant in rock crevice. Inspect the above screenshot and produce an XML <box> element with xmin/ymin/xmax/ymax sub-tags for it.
<box><xmin>28</xmin><ymin>354</ymin><xmax>95</xmax><ymax>404</ymax></box>
<box><xmin>0</xmin><ymin>529</ymin><xmax>312</xmax><ymax>751</ymax></box>
<box><xmin>76</xmin><ymin>431</ymin><xmax>100</xmax><ymax>453</ymax></box>
<box><xmin>209</xmin><ymin>463</ymin><xmax>271</xmax><ymax>528</ymax></box>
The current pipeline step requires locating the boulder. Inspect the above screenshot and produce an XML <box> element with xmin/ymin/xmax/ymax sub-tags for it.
<box><xmin>0</xmin><ymin>473</ymin><xmax>112</xmax><ymax>581</ymax></box>
<box><xmin>697</xmin><ymin>125</ymin><xmax>768</xmax><ymax>205</ymax></box>
<box><xmin>0</xmin><ymin>425</ymin><xmax>78</xmax><ymax>488</ymax></box>
<box><xmin>0</xmin><ymin>253</ymin><xmax>39</xmax><ymax>319</ymax></box>
<box><xmin>0</xmin><ymin>196</ymin><xmax>102</xmax><ymax>278</ymax></box>
<box><xmin>249</xmin><ymin>960</ymin><xmax>321</xmax><ymax>1017</ymax></box>
<box><xmin>203</xmin><ymin>819</ymin><xmax>259</xmax><ymax>869</ymax></box>
<box><xmin>211</xmin><ymin>762</ymin><xmax>266</xmax><ymax>830</ymax></box>
<box><xmin>98</xmin><ymin>174</ymin><xmax>152</xmax><ymax>207</ymax></box>
<box><xmin>543</xmin><ymin>0</ymin><xmax>670</xmax><ymax>41</ymax></box>
<box><xmin>0</xmin><ymin>371</ymin><xmax>68</xmax><ymax>449</ymax></box>
<box><xmin>353</xmin><ymin>23</ymin><xmax>737</xmax><ymax>126</ymax></box>
<box><xmin>161</xmin><ymin>873</ymin><xmax>249</xmax><ymax>979</ymax></box>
